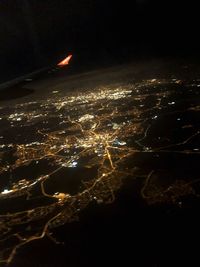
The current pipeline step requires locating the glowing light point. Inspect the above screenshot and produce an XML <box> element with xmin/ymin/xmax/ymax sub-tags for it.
<box><xmin>57</xmin><ymin>54</ymin><xmax>72</xmax><ymax>67</ymax></box>
<box><xmin>1</xmin><ymin>189</ymin><xmax>11</xmax><ymax>195</ymax></box>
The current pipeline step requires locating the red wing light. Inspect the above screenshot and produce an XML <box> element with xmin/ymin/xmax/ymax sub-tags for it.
<box><xmin>57</xmin><ymin>54</ymin><xmax>72</xmax><ymax>67</ymax></box>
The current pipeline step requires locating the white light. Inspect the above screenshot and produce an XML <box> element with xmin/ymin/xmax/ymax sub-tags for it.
<box><xmin>1</xmin><ymin>189</ymin><xmax>11</xmax><ymax>195</ymax></box>
<box><xmin>78</xmin><ymin>114</ymin><xmax>94</xmax><ymax>122</ymax></box>
<box><xmin>70</xmin><ymin>161</ymin><xmax>78</xmax><ymax>168</ymax></box>
<box><xmin>118</xmin><ymin>141</ymin><xmax>127</xmax><ymax>146</ymax></box>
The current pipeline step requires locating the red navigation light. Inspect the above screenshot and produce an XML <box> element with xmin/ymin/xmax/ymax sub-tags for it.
<box><xmin>57</xmin><ymin>54</ymin><xmax>72</xmax><ymax>67</ymax></box>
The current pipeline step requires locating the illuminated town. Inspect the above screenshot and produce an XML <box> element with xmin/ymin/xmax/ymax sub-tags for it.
<box><xmin>0</xmin><ymin>77</ymin><xmax>200</xmax><ymax>264</ymax></box>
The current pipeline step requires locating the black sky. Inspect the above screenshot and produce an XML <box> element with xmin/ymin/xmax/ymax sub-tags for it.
<box><xmin>0</xmin><ymin>0</ymin><xmax>200</xmax><ymax>82</ymax></box>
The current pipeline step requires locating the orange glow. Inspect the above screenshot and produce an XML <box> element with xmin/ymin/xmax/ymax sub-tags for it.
<box><xmin>57</xmin><ymin>54</ymin><xmax>72</xmax><ymax>67</ymax></box>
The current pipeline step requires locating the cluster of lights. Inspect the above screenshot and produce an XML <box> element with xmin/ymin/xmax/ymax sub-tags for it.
<box><xmin>0</xmin><ymin>78</ymin><xmax>199</xmax><ymax>264</ymax></box>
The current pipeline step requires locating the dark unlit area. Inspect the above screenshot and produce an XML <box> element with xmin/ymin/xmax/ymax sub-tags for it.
<box><xmin>1</xmin><ymin>0</ymin><xmax>200</xmax><ymax>82</ymax></box>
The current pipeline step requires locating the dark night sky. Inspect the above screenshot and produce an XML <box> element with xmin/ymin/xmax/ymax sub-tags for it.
<box><xmin>0</xmin><ymin>0</ymin><xmax>200</xmax><ymax>82</ymax></box>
